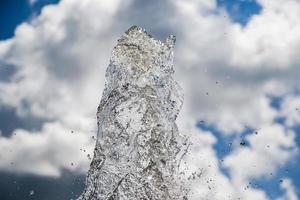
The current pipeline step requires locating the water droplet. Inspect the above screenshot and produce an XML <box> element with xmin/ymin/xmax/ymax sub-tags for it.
<box><xmin>29</xmin><ymin>190</ymin><xmax>34</xmax><ymax>196</ymax></box>
<box><xmin>240</xmin><ymin>142</ymin><xmax>246</xmax><ymax>146</ymax></box>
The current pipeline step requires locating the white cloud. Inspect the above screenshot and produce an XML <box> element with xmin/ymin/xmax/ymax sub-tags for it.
<box><xmin>172</xmin><ymin>0</ymin><xmax>300</xmax><ymax>199</ymax></box>
<box><xmin>280</xmin><ymin>95</ymin><xmax>300</xmax><ymax>127</ymax></box>
<box><xmin>172</xmin><ymin>0</ymin><xmax>300</xmax><ymax>134</ymax></box>
<box><xmin>0</xmin><ymin>121</ymin><xmax>95</xmax><ymax>176</ymax></box>
<box><xmin>228</xmin><ymin>0</ymin><xmax>300</xmax><ymax>69</ymax></box>
<box><xmin>0</xmin><ymin>0</ymin><xmax>131</xmax><ymax>176</ymax></box>
<box><xmin>179</xmin><ymin>120</ymin><xmax>271</xmax><ymax>200</ymax></box>
<box><xmin>277</xmin><ymin>179</ymin><xmax>299</xmax><ymax>200</ymax></box>
<box><xmin>224</xmin><ymin>123</ymin><xmax>297</xmax><ymax>183</ymax></box>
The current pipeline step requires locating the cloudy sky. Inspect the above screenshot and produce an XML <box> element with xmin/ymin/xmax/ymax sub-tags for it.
<box><xmin>0</xmin><ymin>0</ymin><xmax>300</xmax><ymax>199</ymax></box>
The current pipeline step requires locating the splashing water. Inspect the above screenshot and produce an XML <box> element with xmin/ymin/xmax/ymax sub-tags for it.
<box><xmin>78</xmin><ymin>26</ymin><xmax>189</xmax><ymax>200</ymax></box>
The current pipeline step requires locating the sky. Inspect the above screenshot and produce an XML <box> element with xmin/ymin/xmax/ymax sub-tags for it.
<box><xmin>0</xmin><ymin>0</ymin><xmax>299</xmax><ymax>199</ymax></box>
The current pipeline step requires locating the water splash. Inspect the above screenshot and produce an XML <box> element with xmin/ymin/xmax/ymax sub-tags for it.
<box><xmin>78</xmin><ymin>26</ymin><xmax>189</xmax><ymax>200</ymax></box>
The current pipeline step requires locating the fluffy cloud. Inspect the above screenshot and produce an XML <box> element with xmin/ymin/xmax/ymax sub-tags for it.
<box><xmin>277</xmin><ymin>179</ymin><xmax>299</xmax><ymax>200</ymax></box>
<box><xmin>224</xmin><ymin>123</ymin><xmax>297</xmax><ymax>183</ymax></box>
<box><xmin>173</xmin><ymin>0</ymin><xmax>300</xmax><ymax>133</ymax></box>
<box><xmin>180</xmin><ymin>120</ymin><xmax>271</xmax><ymax>200</ymax></box>
<box><xmin>280</xmin><ymin>95</ymin><xmax>300</xmax><ymax>127</ymax></box>
<box><xmin>173</xmin><ymin>0</ymin><xmax>300</xmax><ymax>198</ymax></box>
<box><xmin>0</xmin><ymin>0</ymin><xmax>127</xmax><ymax>119</ymax></box>
<box><xmin>230</xmin><ymin>0</ymin><xmax>300</xmax><ymax>69</ymax></box>
<box><xmin>0</xmin><ymin>121</ymin><xmax>94</xmax><ymax>176</ymax></box>
<box><xmin>0</xmin><ymin>0</ymin><xmax>130</xmax><ymax>176</ymax></box>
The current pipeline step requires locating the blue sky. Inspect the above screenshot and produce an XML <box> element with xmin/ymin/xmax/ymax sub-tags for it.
<box><xmin>0</xmin><ymin>0</ymin><xmax>59</xmax><ymax>40</ymax></box>
<box><xmin>0</xmin><ymin>0</ymin><xmax>299</xmax><ymax>200</ymax></box>
<box><xmin>216</xmin><ymin>0</ymin><xmax>262</xmax><ymax>25</ymax></box>
<box><xmin>198</xmin><ymin>96</ymin><xmax>300</xmax><ymax>199</ymax></box>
